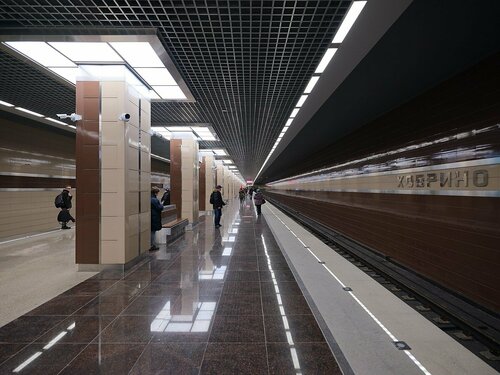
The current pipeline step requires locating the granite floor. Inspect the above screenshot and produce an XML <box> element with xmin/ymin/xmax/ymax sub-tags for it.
<box><xmin>0</xmin><ymin>199</ymin><xmax>341</xmax><ymax>374</ymax></box>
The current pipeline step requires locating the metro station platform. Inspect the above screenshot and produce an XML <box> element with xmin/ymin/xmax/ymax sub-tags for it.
<box><xmin>0</xmin><ymin>199</ymin><xmax>496</xmax><ymax>374</ymax></box>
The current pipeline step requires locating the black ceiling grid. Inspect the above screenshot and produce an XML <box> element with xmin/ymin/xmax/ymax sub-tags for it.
<box><xmin>0</xmin><ymin>0</ymin><xmax>351</xmax><ymax>178</ymax></box>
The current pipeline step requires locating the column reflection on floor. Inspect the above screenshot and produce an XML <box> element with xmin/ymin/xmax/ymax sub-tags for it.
<box><xmin>0</xmin><ymin>198</ymin><xmax>341</xmax><ymax>374</ymax></box>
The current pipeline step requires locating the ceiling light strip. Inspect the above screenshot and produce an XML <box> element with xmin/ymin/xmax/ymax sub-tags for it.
<box><xmin>254</xmin><ymin>1</ymin><xmax>368</xmax><ymax>182</ymax></box>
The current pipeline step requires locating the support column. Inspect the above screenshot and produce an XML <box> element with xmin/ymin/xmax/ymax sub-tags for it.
<box><xmin>199</xmin><ymin>153</ymin><xmax>215</xmax><ymax>214</ymax></box>
<box><xmin>170</xmin><ymin>133</ymin><xmax>199</xmax><ymax>225</ymax></box>
<box><xmin>75</xmin><ymin>78</ymin><xmax>151</xmax><ymax>268</ymax></box>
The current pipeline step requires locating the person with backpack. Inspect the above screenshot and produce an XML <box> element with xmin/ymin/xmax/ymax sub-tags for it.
<box><xmin>253</xmin><ymin>188</ymin><xmax>266</xmax><ymax>215</ymax></box>
<box><xmin>209</xmin><ymin>185</ymin><xmax>225</xmax><ymax>228</ymax></box>
<box><xmin>56</xmin><ymin>186</ymin><xmax>75</xmax><ymax>229</ymax></box>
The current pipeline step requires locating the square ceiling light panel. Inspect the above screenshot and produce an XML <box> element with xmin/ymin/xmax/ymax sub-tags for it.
<box><xmin>1</xmin><ymin>34</ymin><xmax>194</xmax><ymax>102</ymax></box>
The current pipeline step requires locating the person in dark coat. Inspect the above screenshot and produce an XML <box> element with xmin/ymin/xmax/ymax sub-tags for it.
<box><xmin>209</xmin><ymin>185</ymin><xmax>225</xmax><ymax>228</ymax></box>
<box><xmin>150</xmin><ymin>187</ymin><xmax>163</xmax><ymax>251</ymax></box>
<box><xmin>57</xmin><ymin>186</ymin><xmax>75</xmax><ymax>229</ymax></box>
<box><xmin>161</xmin><ymin>188</ymin><xmax>171</xmax><ymax>206</ymax></box>
<box><xmin>253</xmin><ymin>189</ymin><xmax>265</xmax><ymax>215</ymax></box>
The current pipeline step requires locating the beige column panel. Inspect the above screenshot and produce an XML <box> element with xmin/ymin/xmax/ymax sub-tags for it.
<box><xmin>139</xmin><ymin>98</ymin><xmax>151</xmax><ymax>254</ymax></box>
<box><xmin>223</xmin><ymin>166</ymin><xmax>231</xmax><ymax>200</ymax></box>
<box><xmin>100</xmin><ymin>80</ymin><xmax>151</xmax><ymax>264</ymax></box>
<box><xmin>216</xmin><ymin>160</ymin><xmax>224</xmax><ymax>191</ymax></box>
<box><xmin>203</xmin><ymin>154</ymin><xmax>215</xmax><ymax>212</ymax></box>
<box><xmin>172</xmin><ymin>134</ymin><xmax>199</xmax><ymax>225</ymax></box>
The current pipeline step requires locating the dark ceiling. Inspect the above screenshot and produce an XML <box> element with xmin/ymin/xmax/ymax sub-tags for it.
<box><xmin>259</xmin><ymin>0</ymin><xmax>500</xmax><ymax>182</ymax></box>
<box><xmin>0</xmin><ymin>0</ymin><xmax>352</xmax><ymax>178</ymax></box>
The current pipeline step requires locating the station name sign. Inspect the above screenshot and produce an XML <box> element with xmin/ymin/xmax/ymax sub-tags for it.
<box><xmin>397</xmin><ymin>169</ymin><xmax>488</xmax><ymax>189</ymax></box>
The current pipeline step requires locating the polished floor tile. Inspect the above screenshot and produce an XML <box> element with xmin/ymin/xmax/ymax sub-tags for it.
<box><xmin>35</xmin><ymin>316</ymin><xmax>114</xmax><ymax>344</ymax></box>
<box><xmin>61</xmin><ymin>280</ymin><xmax>118</xmax><ymax>296</ymax></box>
<box><xmin>0</xmin><ymin>343</ymin><xmax>86</xmax><ymax>375</ymax></box>
<box><xmin>222</xmin><ymin>281</ymin><xmax>261</xmax><ymax>295</ymax></box>
<box><xmin>209</xmin><ymin>315</ymin><xmax>265</xmax><ymax>342</ymax></box>
<box><xmin>267</xmin><ymin>342</ymin><xmax>342</xmax><ymax>375</ymax></box>
<box><xmin>0</xmin><ymin>343</ymin><xmax>26</xmax><ymax>365</ymax></box>
<box><xmin>60</xmin><ymin>343</ymin><xmax>146</xmax><ymax>375</ymax></box>
<box><xmin>0</xmin><ymin>200</ymin><xmax>341</xmax><ymax>374</ymax></box>
<box><xmin>264</xmin><ymin>314</ymin><xmax>326</xmax><ymax>343</ymax></box>
<box><xmin>129</xmin><ymin>342</ymin><xmax>205</xmax><ymax>375</ymax></box>
<box><xmin>262</xmin><ymin>294</ymin><xmax>312</xmax><ymax>315</ymax></box>
<box><xmin>0</xmin><ymin>316</ymin><xmax>65</xmax><ymax>343</ymax></box>
<box><xmin>216</xmin><ymin>294</ymin><xmax>262</xmax><ymax>315</ymax></box>
<box><xmin>260</xmin><ymin>281</ymin><xmax>302</xmax><ymax>295</ymax></box>
<box><xmin>73</xmin><ymin>295</ymin><xmax>136</xmax><ymax>316</ymax></box>
<box><xmin>122</xmin><ymin>295</ymin><xmax>180</xmax><ymax>316</ymax></box>
<box><xmin>201</xmin><ymin>343</ymin><xmax>268</xmax><ymax>374</ymax></box>
<box><xmin>100</xmin><ymin>280</ymin><xmax>150</xmax><ymax>298</ymax></box>
<box><xmin>96</xmin><ymin>316</ymin><xmax>153</xmax><ymax>343</ymax></box>
<box><xmin>225</xmin><ymin>270</ymin><xmax>260</xmax><ymax>282</ymax></box>
<box><xmin>26</xmin><ymin>295</ymin><xmax>95</xmax><ymax>316</ymax></box>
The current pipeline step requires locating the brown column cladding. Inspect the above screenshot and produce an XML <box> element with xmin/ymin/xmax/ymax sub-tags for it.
<box><xmin>170</xmin><ymin>139</ymin><xmax>182</xmax><ymax>219</ymax></box>
<box><xmin>199</xmin><ymin>158</ymin><xmax>206</xmax><ymax>211</ymax></box>
<box><xmin>75</xmin><ymin>81</ymin><xmax>100</xmax><ymax>264</ymax></box>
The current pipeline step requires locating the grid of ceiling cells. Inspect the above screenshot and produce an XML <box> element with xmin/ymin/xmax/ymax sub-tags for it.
<box><xmin>0</xmin><ymin>0</ymin><xmax>351</xmax><ymax>178</ymax></box>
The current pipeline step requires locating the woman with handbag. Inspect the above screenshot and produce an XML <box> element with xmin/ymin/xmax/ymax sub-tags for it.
<box><xmin>253</xmin><ymin>189</ymin><xmax>265</xmax><ymax>215</ymax></box>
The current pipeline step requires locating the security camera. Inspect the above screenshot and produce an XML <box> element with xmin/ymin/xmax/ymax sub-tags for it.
<box><xmin>57</xmin><ymin>113</ymin><xmax>82</xmax><ymax>122</ymax></box>
<box><xmin>118</xmin><ymin>113</ymin><xmax>130</xmax><ymax>122</ymax></box>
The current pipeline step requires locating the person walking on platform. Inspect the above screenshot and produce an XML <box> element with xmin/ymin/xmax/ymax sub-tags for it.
<box><xmin>253</xmin><ymin>189</ymin><xmax>266</xmax><ymax>215</ymax></box>
<box><xmin>210</xmin><ymin>185</ymin><xmax>225</xmax><ymax>228</ymax></box>
<box><xmin>150</xmin><ymin>187</ymin><xmax>163</xmax><ymax>251</ymax></box>
<box><xmin>238</xmin><ymin>188</ymin><xmax>245</xmax><ymax>204</ymax></box>
<box><xmin>56</xmin><ymin>186</ymin><xmax>75</xmax><ymax>229</ymax></box>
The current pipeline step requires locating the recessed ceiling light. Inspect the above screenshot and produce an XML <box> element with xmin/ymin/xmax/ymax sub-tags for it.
<box><xmin>0</xmin><ymin>100</ymin><xmax>14</xmax><ymax>107</ymax></box>
<box><xmin>49</xmin><ymin>42</ymin><xmax>123</xmax><ymax>62</ymax></box>
<box><xmin>213</xmin><ymin>149</ymin><xmax>227</xmax><ymax>156</ymax></box>
<box><xmin>15</xmin><ymin>107</ymin><xmax>44</xmax><ymax>117</ymax></box>
<box><xmin>286</xmin><ymin>119</ymin><xmax>293</xmax><ymax>126</ymax></box>
<box><xmin>48</xmin><ymin>67</ymin><xmax>78</xmax><ymax>84</ymax></box>
<box><xmin>315</xmin><ymin>48</ymin><xmax>338</xmax><ymax>73</ymax></box>
<box><xmin>290</xmin><ymin>108</ymin><xmax>300</xmax><ymax>118</ymax></box>
<box><xmin>135</xmin><ymin>68</ymin><xmax>176</xmax><ymax>86</ymax></box>
<box><xmin>166</xmin><ymin>126</ymin><xmax>192</xmax><ymax>132</ymax></box>
<box><xmin>110</xmin><ymin>42</ymin><xmax>164</xmax><ymax>67</ymax></box>
<box><xmin>304</xmin><ymin>76</ymin><xmax>319</xmax><ymax>94</ymax></box>
<box><xmin>296</xmin><ymin>95</ymin><xmax>308</xmax><ymax>108</ymax></box>
<box><xmin>332</xmin><ymin>1</ymin><xmax>367</xmax><ymax>43</ymax></box>
<box><xmin>6</xmin><ymin>41</ymin><xmax>76</xmax><ymax>67</ymax></box>
<box><xmin>46</xmin><ymin>117</ymin><xmax>69</xmax><ymax>125</ymax></box>
<box><xmin>152</xmin><ymin>86</ymin><xmax>187</xmax><ymax>100</ymax></box>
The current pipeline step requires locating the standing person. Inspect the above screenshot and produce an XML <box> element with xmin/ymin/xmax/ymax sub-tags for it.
<box><xmin>210</xmin><ymin>185</ymin><xmax>225</xmax><ymax>228</ymax></box>
<box><xmin>161</xmin><ymin>188</ymin><xmax>171</xmax><ymax>206</ymax></box>
<box><xmin>150</xmin><ymin>187</ymin><xmax>163</xmax><ymax>251</ymax></box>
<box><xmin>56</xmin><ymin>186</ymin><xmax>75</xmax><ymax>229</ymax></box>
<box><xmin>253</xmin><ymin>189</ymin><xmax>266</xmax><ymax>215</ymax></box>
<box><xmin>238</xmin><ymin>188</ymin><xmax>245</xmax><ymax>204</ymax></box>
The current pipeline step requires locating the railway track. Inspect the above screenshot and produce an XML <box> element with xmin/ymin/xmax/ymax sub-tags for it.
<box><xmin>267</xmin><ymin>196</ymin><xmax>500</xmax><ymax>371</ymax></box>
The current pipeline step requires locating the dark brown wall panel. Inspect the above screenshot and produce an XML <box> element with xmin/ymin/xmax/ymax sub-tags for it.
<box><xmin>266</xmin><ymin>190</ymin><xmax>500</xmax><ymax>313</ymax></box>
<box><xmin>0</xmin><ymin>175</ymin><xmax>75</xmax><ymax>188</ymax></box>
<box><xmin>170</xmin><ymin>139</ymin><xmax>182</xmax><ymax>219</ymax></box>
<box><xmin>75</xmin><ymin>81</ymin><xmax>100</xmax><ymax>264</ymax></box>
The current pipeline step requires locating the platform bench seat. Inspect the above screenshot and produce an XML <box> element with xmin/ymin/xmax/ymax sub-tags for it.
<box><xmin>162</xmin><ymin>218</ymin><xmax>189</xmax><ymax>243</ymax></box>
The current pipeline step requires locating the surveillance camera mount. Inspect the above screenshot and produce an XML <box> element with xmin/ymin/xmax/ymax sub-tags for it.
<box><xmin>57</xmin><ymin>113</ymin><xmax>82</xmax><ymax>122</ymax></box>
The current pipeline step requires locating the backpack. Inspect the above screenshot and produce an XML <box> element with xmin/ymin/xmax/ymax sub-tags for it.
<box><xmin>209</xmin><ymin>192</ymin><xmax>215</xmax><ymax>204</ymax></box>
<box><xmin>54</xmin><ymin>193</ymin><xmax>64</xmax><ymax>208</ymax></box>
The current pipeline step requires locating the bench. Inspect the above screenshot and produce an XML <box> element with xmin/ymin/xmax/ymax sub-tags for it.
<box><xmin>162</xmin><ymin>218</ymin><xmax>189</xmax><ymax>244</ymax></box>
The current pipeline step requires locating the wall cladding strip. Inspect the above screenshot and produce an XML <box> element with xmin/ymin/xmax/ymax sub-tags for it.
<box><xmin>0</xmin><ymin>175</ymin><xmax>75</xmax><ymax>189</ymax></box>
<box><xmin>266</xmin><ymin>190</ymin><xmax>500</xmax><ymax>313</ymax></box>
